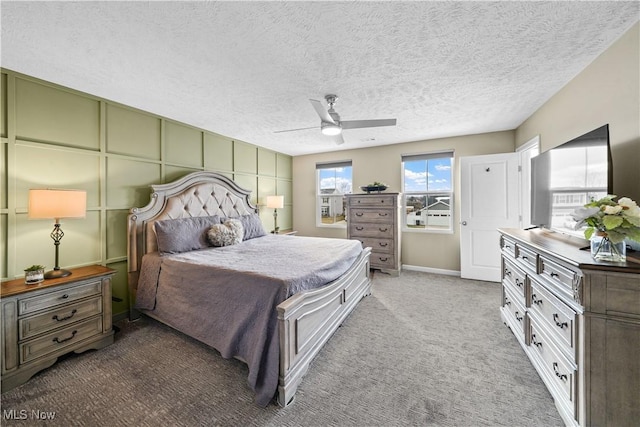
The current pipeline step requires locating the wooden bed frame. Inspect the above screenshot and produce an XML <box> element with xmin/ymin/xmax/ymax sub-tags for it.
<box><xmin>127</xmin><ymin>171</ymin><xmax>372</xmax><ymax>406</ymax></box>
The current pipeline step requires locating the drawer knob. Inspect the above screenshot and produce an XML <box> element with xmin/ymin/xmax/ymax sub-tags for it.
<box><xmin>355</xmin><ymin>212</ymin><xmax>363</xmax><ymax>217</ymax></box>
<box><xmin>553</xmin><ymin>313</ymin><xmax>568</xmax><ymax>329</ymax></box>
<box><xmin>515</xmin><ymin>311</ymin><xmax>523</xmax><ymax>322</ymax></box>
<box><xmin>553</xmin><ymin>362</ymin><xmax>568</xmax><ymax>382</ymax></box>
<box><xmin>60</xmin><ymin>294</ymin><xmax>69</xmax><ymax>300</ymax></box>
<box><xmin>52</xmin><ymin>309</ymin><xmax>77</xmax><ymax>322</ymax></box>
<box><xmin>379</xmin><ymin>227</ymin><xmax>388</xmax><ymax>232</ymax></box>
<box><xmin>379</xmin><ymin>257</ymin><xmax>388</xmax><ymax>262</ymax></box>
<box><xmin>504</xmin><ymin>268</ymin><xmax>512</xmax><ymax>277</ymax></box>
<box><xmin>379</xmin><ymin>242</ymin><xmax>388</xmax><ymax>247</ymax></box>
<box><xmin>378</xmin><ymin>213</ymin><xmax>388</xmax><ymax>217</ymax></box>
<box><xmin>531</xmin><ymin>334</ymin><xmax>543</xmax><ymax>348</ymax></box>
<box><xmin>550</xmin><ymin>272</ymin><xmax>559</xmax><ymax>278</ymax></box>
<box><xmin>531</xmin><ymin>294</ymin><xmax>543</xmax><ymax>306</ymax></box>
<box><xmin>515</xmin><ymin>278</ymin><xmax>523</xmax><ymax>288</ymax></box>
<box><xmin>356</xmin><ymin>226</ymin><xmax>364</xmax><ymax>231</ymax></box>
<box><xmin>52</xmin><ymin>330</ymin><xmax>77</xmax><ymax>344</ymax></box>
<box><xmin>521</xmin><ymin>255</ymin><xmax>528</xmax><ymax>261</ymax></box>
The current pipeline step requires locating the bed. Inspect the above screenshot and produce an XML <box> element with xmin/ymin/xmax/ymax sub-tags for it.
<box><xmin>127</xmin><ymin>171</ymin><xmax>372</xmax><ymax>407</ymax></box>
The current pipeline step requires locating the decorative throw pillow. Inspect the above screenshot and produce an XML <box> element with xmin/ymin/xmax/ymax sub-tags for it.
<box><xmin>154</xmin><ymin>215</ymin><xmax>221</xmax><ymax>254</ymax></box>
<box><xmin>237</xmin><ymin>213</ymin><xmax>267</xmax><ymax>240</ymax></box>
<box><xmin>207</xmin><ymin>219</ymin><xmax>244</xmax><ymax>247</ymax></box>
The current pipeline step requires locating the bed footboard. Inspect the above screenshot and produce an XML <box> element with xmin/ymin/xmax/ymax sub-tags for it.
<box><xmin>276</xmin><ymin>247</ymin><xmax>372</xmax><ymax>406</ymax></box>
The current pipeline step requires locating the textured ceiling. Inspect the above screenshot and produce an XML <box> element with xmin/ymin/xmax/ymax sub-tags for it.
<box><xmin>1</xmin><ymin>1</ymin><xmax>638</xmax><ymax>156</ymax></box>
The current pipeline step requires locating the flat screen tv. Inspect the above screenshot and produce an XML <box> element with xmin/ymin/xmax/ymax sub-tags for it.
<box><xmin>530</xmin><ymin>124</ymin><xmax>612</xmax><ymax>239</ymax></box>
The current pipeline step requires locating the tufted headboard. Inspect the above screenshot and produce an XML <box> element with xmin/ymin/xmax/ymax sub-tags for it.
<box><xmin>127</xmin><ymin>171</ymin><xmax>258</xmax><ymax>314</ymax></box>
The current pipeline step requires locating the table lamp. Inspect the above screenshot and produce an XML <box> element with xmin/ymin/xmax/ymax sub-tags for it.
<box><xmin>266</xmin><ymin>195</ymin><xmax>284</xmax><ymax>234</ymax></box>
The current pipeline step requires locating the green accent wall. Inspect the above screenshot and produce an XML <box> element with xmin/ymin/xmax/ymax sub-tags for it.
<box><xmin>0</xmin><ymin>69</ymin><xmax>293</xmax><ymax>320</ymax></box>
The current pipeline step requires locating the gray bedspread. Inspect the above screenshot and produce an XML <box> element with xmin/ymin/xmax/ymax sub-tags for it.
<box><xmin>135</xmin><ymin>234</ymin><xmax>363</xmax><ymax>406</ymax></box>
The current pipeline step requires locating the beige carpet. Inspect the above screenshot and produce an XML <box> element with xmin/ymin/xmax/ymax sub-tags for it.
<box><xmin>1</xmin><ymin>270</ymin><xmax>563</xmax><ymax>426</ymax></box>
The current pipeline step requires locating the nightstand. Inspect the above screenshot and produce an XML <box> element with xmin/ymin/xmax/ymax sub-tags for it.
<box><xmin>1</xmin><ymin>265</ymin><xmax>115</xmax><ymax>392</ymax></box>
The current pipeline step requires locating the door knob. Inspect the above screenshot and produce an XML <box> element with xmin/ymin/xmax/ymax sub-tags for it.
<box><xmin>461</xmin><ymin>221</ymin><xmax>467</xmax><ymax>226</ymax></box>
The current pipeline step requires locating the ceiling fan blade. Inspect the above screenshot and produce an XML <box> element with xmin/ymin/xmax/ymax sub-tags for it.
<box><xmin>333</xmin><ymin>133</ymin><xmax>345</xmax><ymax>145</ymax></box>
<box><xmin>341</xmin><ymin>118</ymin><xmax>396</xmax><ymax>130</ymax></box>
<box><xmin>273</xmin><ymin>126</ymin><xmax>318</xmax><ymax>134</ymax></box>
<box><xmin>309</xmin><ymin>99</ymin><xmax>336</xmax><ymax>124</ymax></box>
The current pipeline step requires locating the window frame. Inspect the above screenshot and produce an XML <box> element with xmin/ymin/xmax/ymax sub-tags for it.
<box><xmin>316</xmin><ymin>160</ymin><xmax>353</xmax><ymax>228</ymax></box>
<box><xmin>401</xmin><ymin>151</ymin><xmax>454</xmax><ymax>234</ymax></box>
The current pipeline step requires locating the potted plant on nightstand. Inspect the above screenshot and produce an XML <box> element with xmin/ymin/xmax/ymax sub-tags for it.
<box><xmin>24</xmin><ymin>265</ymin><xmax>46</xmax><ymax>284</ymax></box>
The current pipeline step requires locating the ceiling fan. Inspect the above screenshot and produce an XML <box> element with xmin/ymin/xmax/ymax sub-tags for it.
<box><xmin>274</xmin><ymin>95</ymin><xmax>397</xmax><ymax>145</ymax></box>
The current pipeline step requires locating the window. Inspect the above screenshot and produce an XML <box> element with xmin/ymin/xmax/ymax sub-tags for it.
<box><xmin>402</xmin><ymin>151</ymin><xmax>454</xmax><ymax>232</ymax></box>
<box><xmin>317</xmin><ymin>161</ymin><xmax>352</xmax><ymax>227</ymax></box>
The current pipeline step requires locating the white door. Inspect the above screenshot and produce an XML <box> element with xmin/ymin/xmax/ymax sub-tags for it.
<box><xmin>460</xmin><ymin>153</ymin><xmax>520</xmax><ymax>281</ymax></box>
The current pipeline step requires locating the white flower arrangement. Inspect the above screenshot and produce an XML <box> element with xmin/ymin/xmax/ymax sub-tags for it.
<box><xmin>571</xmin><ymin>195</ymin><xmax>640</xmax><ymax>244</ymax></box>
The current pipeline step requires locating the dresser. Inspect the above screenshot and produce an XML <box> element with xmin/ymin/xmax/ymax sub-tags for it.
<box><xmin>1</xmin><ymin>265</ymin><xmax>115</xmax><ymax>392</ymax></box>
<box><xmin>499</xmin><ymin>228</ymin><xmax>640</xmax><ymax>427</ymax></box>
<box><xmin>346</xmin><ymin>193</ymin><xmax>401</xmax><ymax>276</ymax></box>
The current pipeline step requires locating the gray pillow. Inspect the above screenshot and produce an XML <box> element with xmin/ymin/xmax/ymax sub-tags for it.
<box><xmin>207</xmin><ymin>219</ymin><xmax>244</xmax><ymax>247</ymax></box>
<box><xmin>155</xmin><ymin>215</ymin><xmax>221</xmax><ymax>254</ymax></box>
<box><xmin>237</xmin><ymin>213</ymin><xmax>267</xmax><ymax>240</ymax></box>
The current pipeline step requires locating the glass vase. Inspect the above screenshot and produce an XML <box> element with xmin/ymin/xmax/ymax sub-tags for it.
<box><xmin>590</xmin><ymin>234</ymin><xmax>626</xmax><ymax>262</ymax></box>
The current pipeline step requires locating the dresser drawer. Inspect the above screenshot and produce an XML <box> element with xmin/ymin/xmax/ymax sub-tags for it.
<box><xmin>528</xmin><ymin>316</ymin><xmax>577</xmax><ymax>420</ymax></box>
<box><xmin>500</xmin><ymin>235</ymin><xmax>517</xmax><ymax>259</ymax></box>
<box><xmin>19</xmin><ymin>280</ymin><xmax>102</xmax><ymax>316</ymax></box>
<box><xmin>370</xmin><ymin>253</ymin><xmax>396</xmax><ymax>269</ymax></box>
<box><xmin>529</xmin><ymin>278</ymin><xmax>577</xmax><ymax>361</ymax></box>
<box><xmin>349</xmin><ymin>208</ymin><xmax>393</xmax><ymax>223</ymax></box>
<box><xmin>349</xmin><ymin>223</ymin><xmax>394</xmax><ymax>238</ymax></box>
<box><xmin>539</xmin><ymin>255</ymin><xmax>582</xmax><ymax>302</ymax></box>
<box><xmin>19</xmin><ymin>296</ymin><xmax>103</xmax><ymax>340</ymax></box>
<box><xmin>20</xmin><ymin>316</ymin><xmax>103</xmax><ymax>364</ymax></box>
<box><xmin>503</xmin><ymin>287</ymin><xmax>527</xmax><ymax>337</ymax></box>
<box><xmin>515</xmin><ymin>244</ymin><xmax>538</xmax><ymax>272</ymax></box>
<box><xmin>502</xmin><ymin>258</ymin><xmax>526</xmax><ymax>302</ymax></box>
<box><xmin>354</xmin><ymin>237</ymin><xmax>394</xmax><ymax>254</ymax></box>
<box><xmin>348</xmin><ymin>195</ymin><xmax>396</xmax><ymax>207</ymax></box>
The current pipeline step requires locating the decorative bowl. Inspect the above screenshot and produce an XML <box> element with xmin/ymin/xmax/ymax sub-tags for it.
<box><xmin>360</xmin><ymin>185</ymin><xmax>388</xmax><ymax>194</ymax></box>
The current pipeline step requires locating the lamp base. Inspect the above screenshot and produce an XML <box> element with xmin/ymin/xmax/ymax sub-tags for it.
<box><xmin>44</xmin><ymin>268</ymin><xmax>72</xmax><ymax>279</ymax></box>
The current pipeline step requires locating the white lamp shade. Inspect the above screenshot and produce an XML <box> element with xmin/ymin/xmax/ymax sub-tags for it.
<box><xmin>28</xmin><ymin>189</ymin><xmax>87</xmax><ymax>220</ymax></box>
<box><xmin>266</xmin><ymin>195</ymin><xmax>284</xmax><ymax>209</ymax></box>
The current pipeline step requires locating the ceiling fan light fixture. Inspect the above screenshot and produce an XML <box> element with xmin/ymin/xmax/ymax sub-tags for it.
<box><xmin>321</xmin><ymin>122</ymin><xmax>342</xmax><ymax>136</ymax></box>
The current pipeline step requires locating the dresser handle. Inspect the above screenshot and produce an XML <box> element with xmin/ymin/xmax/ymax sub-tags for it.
<box><xmin>356</xmin><ymin>226</ymin><xmax>364</xmax><ymax>231</ymax></box>
<box><xmin>504</xmin><ymin>268</ymin><xmax>511</xmax><ymax>277</ymax></box>
<box><xmin>550</xmin><ymin>272</ymin><xmax>559</xmax><ymax>278</ymax></box>
<box><xmin>52</xmin><ymin>309</ymin><xmax>77</xmax><ymax>322</ymax></box>
<box><xmin>515</xmin><ymin>311</ymin><xmax>523</xmax><ymax>322</ymax></box>
<box><xmin>379</xmin><ymin>227</ymin><xmax>388</xmax><ymax>232</ymax></box>
<box><xmin>531</xmin><ymin>294</ymin><xmax>543</xmax><ymax>305</ymax></box>
<box><xmin>52</xmin><ymin>330</ymin><xmax>77</xmax><ymax>344</ymax></box>
<box><xmin>531</xmin><ymin>334</ymin><xmax>543</xmax><ymax>348</ymax></box>
<box><xmin>60</xmin><ymin>294</ymin><xmax>69</xmax><ymax>300</ymax></box>
<box><xmin>553</xmin><ymin>313</ymin><xmax>568</xmax><ymax>329</ymax></box>
<box><xmin>379</xmin><ymin>257</ymin><xmax>388</xmax><ymax>262</ymax></box>
<box><xmin>355</xmin><ymin>212</ymin><xmax>364</xmax><ymax>217</ymax></box>
<box><xmin>521</xmin><ymin>255</ymin><xmax>528</xmax><ymax>261</ymax></box>
<box><xmin>378</xmin><ymin>213</ymin><xmax>388</xmax><ymax>217</ymax></box>
<box><xmin>553</xmin><ymin>362</ymin><xmax>568</xmax><ymax>382</ymax></box>
<box><xmin>379</xmin><ymin>242</ymin><xmax>388</xmax><ymax>247</ymax></box>
<box><xmin>504</xmin><ymin>298</ymin><xmax>511</xmax><ymax>306</ymax></box>
<box><xmin>515</xmin><ymin>278</ymin><xmax>523</xmax><ymax>288</ymax></box>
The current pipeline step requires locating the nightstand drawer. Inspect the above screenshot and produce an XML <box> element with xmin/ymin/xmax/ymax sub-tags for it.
<box><xmin>19</xmin><ymin>296</ymin><xmax>103</xmax><ymax>340</ymax></box>
<box><xmin>350</xmin><ymin>209</ymin><xmax>393</xmax><ymax>223</ymax></box>
<box><xmin>19</xmin><ymin>280</ymin><xmax>102</xmax><ymax>316</ymax></box>
<box><xmin>20</xmin><ymin>316</ymin><xmax>103</xmax><ymax>364</ymax></box>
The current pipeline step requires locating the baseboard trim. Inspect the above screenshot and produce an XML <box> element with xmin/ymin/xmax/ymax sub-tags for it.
<box><xmin>402</xmin><ymin>264</ymin><xmax>461</xmax><ymax>277</ymax></box>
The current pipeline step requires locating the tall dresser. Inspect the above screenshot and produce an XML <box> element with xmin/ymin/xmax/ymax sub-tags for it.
<box><xmin>346</xmin><ymin>193</ymin><xmax>401</xmax><ymax>276</ymax></box>
<box><xmin>498</xmin><ymin>228</ymin><xmax>640</xmax><ymax>427</ymax></box>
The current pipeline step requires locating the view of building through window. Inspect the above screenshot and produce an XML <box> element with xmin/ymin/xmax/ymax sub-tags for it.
<box><xmin>403</xmin><ymin>152</ymin><xmax>453</xmax><ymax>231</ymax></box>
<box><xmin>317</xmin><ymin>161</ymin><xmax>352</xmax><ymax>226</ymax></box>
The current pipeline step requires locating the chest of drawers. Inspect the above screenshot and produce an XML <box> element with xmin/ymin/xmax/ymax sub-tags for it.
<box><xmin>499</xmin><ymin>228</ymin><xmax>640</xmax><ymax>427</ymax></box>
<box><xmin>1</xmin><ymin>265</ymin><xmax>115</xmax><ymax>392</ymax></box>
<box><xmin>346</xmin><ymin>193</ymin><xmax>401</xmax><ymax>276</ymax></box>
